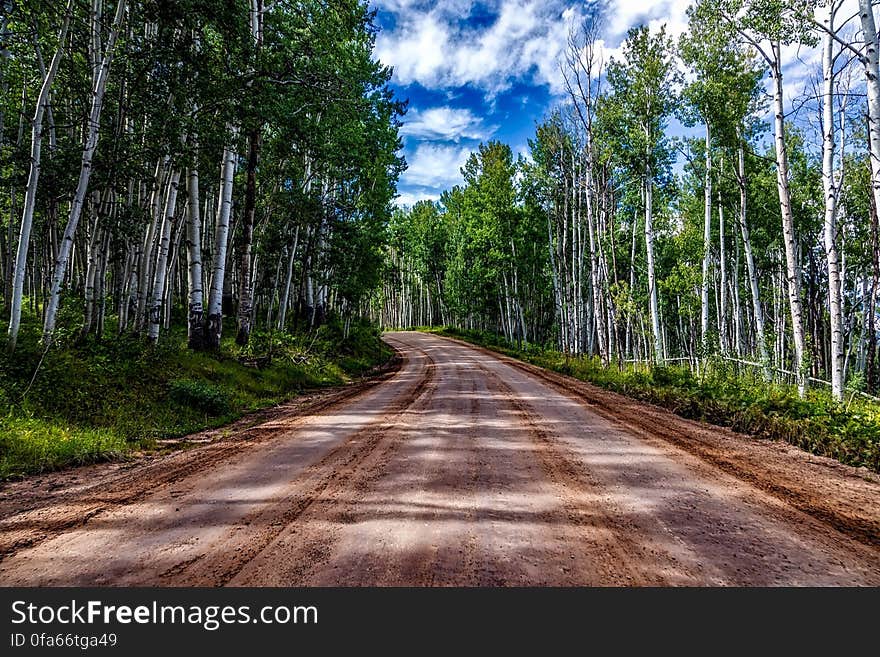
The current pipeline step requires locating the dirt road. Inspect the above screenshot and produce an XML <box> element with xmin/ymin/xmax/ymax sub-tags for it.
<box><xmin>1</xmin><ymin>331</ymin><xmax>879</xmax><ymax>586</ymax></box>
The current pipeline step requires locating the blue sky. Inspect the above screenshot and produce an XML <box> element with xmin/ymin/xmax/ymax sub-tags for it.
<box><xmin>370</xmin><ymin>0</ymin><xmax>836</xmax><ymax>208</ymax></box>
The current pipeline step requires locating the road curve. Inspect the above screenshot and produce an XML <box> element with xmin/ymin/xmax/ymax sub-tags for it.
<box><xmin>1</xmin><ymin>331</ymin><xmax>879</xmax><ymax>585</ymax></box>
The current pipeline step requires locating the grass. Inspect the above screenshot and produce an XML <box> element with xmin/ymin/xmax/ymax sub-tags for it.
<box><xmin>0</xmin><ymin>312</ymin><xmax>393</xmax><ymax>480</ymax></box>
<box><xmin>0</xmin><ymin>418</ymin><xmax>128</xmax><ymax>475</ymax></box>
<box><xmin>423</xmin><ymin>326</ymin><xmax>880</xmax><ymax>474</ymax></box>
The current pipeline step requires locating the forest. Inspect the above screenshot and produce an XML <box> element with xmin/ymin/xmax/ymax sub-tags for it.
<box><xmin>382</xmin><ymin>0</ymin><xmax>880</xmax><ymax>407</ymax></box>
<box><xmin>1</xmin><ymin>0</ymin><xmax>403</xmax><ymax>352</ymax></box>
<box><xmin>0</xmin><ymin>0</ymin><xmax>402</xmax><ymax>476</ymax></box>
<box><xmin>2</xmin><ymin>0</ymin><xmax>880</xmax><ymax>478</ymax></box>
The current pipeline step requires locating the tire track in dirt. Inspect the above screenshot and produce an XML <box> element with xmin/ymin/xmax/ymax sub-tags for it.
<box><xmin>432</xmin><ymin>335</ymin><xmax>879</xmax><ymax>585</ymax></box>
<box><xmin>349</xmin><ymin>359</ymin><xmax>478</xmax><ymax>587</ymax></box>
<box><xmin>375</xmin><ymin>361</ymin><xmax>489</xmax><ymax>587</ymax></box>
<box><xmin>5</xmin><ymin>332</ymin><xmax>879</xmax><ymax>586</ymax></box>
<box><xmin>251</xmin><ymin>348</ymin><xmax>604</xmax><ymax>587</ymax></box>
<box><xmin>447</xmin><ymin>336</ymin><xmax>880</xmax><ymax>550</ymax></box>
<box><xmin>450</xmin><ymin>372</ymin><xmax>491</xmax><ymax>585</ymax></box>
<box><xmin>0</xmin><ymin>357</ymin><xmax>401</xmax><ymax>562</ymax></box>
<box><xmin>163</xmin><ymin>346</ymin><xmax>437</xmax><ymax>586</ymax></box>
<box><xmin>472</xmin><ymin>360</ymin><xmax>666</xmax><ymax>585</ymax></box>
<box><xmin>257</xmin><ymin>338</ymin><xmax>700</xmax><ymax>586</ymax></box>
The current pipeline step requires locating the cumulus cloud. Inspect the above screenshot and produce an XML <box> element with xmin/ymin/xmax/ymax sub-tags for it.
<box><xmin>376</xmin><ymin>12</ymin><xmax>451</xmax><ymax>88</ymax></box>
<box><xmin>402</xmin><ymin>143</ymin><xmax>473</xmax><ymax>189</ymax></box>
<box><xmin>401</xmin><ymin>107</ymin><xmax>497</xmax><ymax>141</ymax></box>
<box><xmin>373</xmin><ymin>0</ymin><xmax>708</xmax><ymax>95</ymax></box>
<box><xmin>395</xmin><ymin>189</ymin><xmax>441</xmax><ymax>208</ymax></box>
<box><xmin>609</xmin><ymin>0</ymin><xmax>691</xmax><ymax>42</ymax></box>
<box><xmin>375</xmin><ymin>0</ymin><xmax>579</xmax><ymax>94</ymax></box>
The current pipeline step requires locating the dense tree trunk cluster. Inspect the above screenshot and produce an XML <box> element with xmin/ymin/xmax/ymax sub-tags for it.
<box><xmin>1</xmin><ymin>0</ymin><xmax>403</xmax><ymax>353</ymax></box>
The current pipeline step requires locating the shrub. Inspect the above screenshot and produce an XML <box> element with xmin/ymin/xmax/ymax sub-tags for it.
<box><xmin>168</xmin><ymin>379</ymin><xmax>232</xmax><ymax>416</ymax></box>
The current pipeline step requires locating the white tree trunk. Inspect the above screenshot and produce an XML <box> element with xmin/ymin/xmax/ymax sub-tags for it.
<box><xmin>510</xmin><ymin>238</ymin><xmax>528</xmax><ymax>344</ymax></box>
<box><xmin>136</xmin><ymin>157</ymin><xmax>167</xmax><ymax>330</ymax></box>
<box><xmin>147</xmin><ymin>169</ymin><xmax>180</xmax><ymax>343</ymax></box>
<box><xmin>771</xmin><ymin>44</ymin><xmax>808</xmax><ymax>396</ymax></box>
<box><xmin>701</xmin><ymin>122</ymin><xmax>712</xmax><ymax>351</ymax></box>
<box><xmin>42</xmin><ymin>0</ymin><xmax>127</xmax><ymax>344</ymax></box>
<box><xmin>206</xmin><ymin>130</ymin><xmax>237</xmax><ymax>349</ymax></box>
<box><xmin>547</xmin><ymin>212</ymin><xmax>564</xmax><ymax>351</ymax></box>
<box><xmin>585</xmin><ymin>165</ymin><xmax>606</xmax><ymax>363</ymax></box>
<box><xmin>823</xmin><ymin>8</ymin><xmax>845</xmax><ymax>400</ymax></box>
<box><xmin>186</xmin><ymin>156</ymin><xmax>205</xmax><ymax>348</ymax></box>
<box><xmin>645</xmin><ymin>171</ymin><xmax>663</xmax><ymax>361</ymax></box>
<box><xmin>718</xmin><ymin>179</ymin><xmax>728</xmax><ymax>356</ymax></box>
<box><xmin>738</xmin><ymin>143</ymin><xmax>771</xmax><ymax>379</ymax></box>
<box><xmin>859</xmin><ymin>0</ymin><xmax>880</xmax><ymax>233</ymax></box>
<box><xmin>571</xmin><ymin>153</ymin><xmax>581</xmax><ymax>353</ymax></box>
<box><xmin>7</xmin><ymin>0</ymin><xmax>72</xmax><ymax>350</ymax></box>
<box><xmin>277</xmin><ymin>225</ymin><xmax>299</xmax><ymax>330</ymax></box>
<box><xmin>164</xmin><ymin>211</ymin><xmax>185</xmax><ymax>330</ymax></box>
<box><xmin>80</xmin><ymin>195</ymin><xmax>103</xmax><ymax>339</ymax></box>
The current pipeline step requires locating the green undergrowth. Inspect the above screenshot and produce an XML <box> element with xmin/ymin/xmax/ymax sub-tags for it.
<box><xmin>424</xmin><ymin>326</ymin><xmax>880</xmax><ymax>474</ymax></box>
<box><xmin>0</xmin><ymin>314</ymin><xmax>392</xmax><ymax>480</ymax></box>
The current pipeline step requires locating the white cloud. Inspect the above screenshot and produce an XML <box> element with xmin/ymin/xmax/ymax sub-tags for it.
<box><xmin>371</xmin><ymin>0</ymin><xmax>421</xmax><ymax>10</ymax></box>
<box><xmin>595</xmin><ymin>0</ymin><xmax>691</xmax><ymax>70</ymax></box>
<box><xmin>375</xmin><ymin>1</ymin><xmax>578</xmax><ymax>94</ymax></box>
<box><xmin>401</xmin><ymin>107</ymin><xmax>496</xmax><ymax>141</ymax></box>
<box><xmin>607</xmin><ymin>4</ymin><xmax>661</xmax><ymax>39</ymax></box>
<box><xmin>395</xmin><ymin>189</ymin><xmax>440</xmax><ymax>208</ymax></box>
<box><xmin>376</xmin><ymin>12</ymin><xmax>452</xmax><ymax>88</ymax></box>
<box><xmin>402</xmin><ymin>143</ymin><xmax>473</xmax><ymax>189</ymax></box>
<box><xmin>373</xmin><ymin>0</ymin><xmax>476</xmax><ymax>12</ymax></box>
<box><xmin>374</xmin><ymin>1</ymin><xmax>708</xmax><ymax>95</ymax></box>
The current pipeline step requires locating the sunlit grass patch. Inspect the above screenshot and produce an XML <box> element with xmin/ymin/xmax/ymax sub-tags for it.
<box><xmin>0</xmin><ymin>416</ymin><xmax>128</xmax><ymax>479</ymax></box>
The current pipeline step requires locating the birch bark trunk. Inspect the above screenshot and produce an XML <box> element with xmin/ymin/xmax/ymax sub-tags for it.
<box><xmin>43</xmin><ymin>0</ymin><xmax>127</xmax><ymax>344</ymax></box>
<box><xmin>858</xmin><ymin>0</ymin><xmax>880</xmax><ymax>237</ymax></box>
<box><xmin>235</xmin><ymin>0</ymin><xmax>263</xmax><ymax>346</ymax></box>
<box><xmin>80</xmin><ymin>193</ymin><xmax>105</xmax><ymax>339</ymax></box>
<box><xmin>135</xmin><ymin>158</ymin><xmax>166</xmax><ymax>331</ymax></box>
<box><xmin>547</xmin><ymin>212</ymin><xmax>563</xmax><ymax>351</ymax></box>
<box><xmin>770</xmin><ymin>43</ymin><xmax>808</xmax><ymax>396</ymax></box>
<box><xmin>236</xmin><ymin>129</ymin><xmax>261</xmax><ymax>345</ymax></box>
<box><xmin>277</xmin><ymin>226</ymin><xmax>299</xmax><ymax>331</ymax></box>
<box><xmin>206</xmin><ymin>131</ymin><xmax>237</xmax><ymax>349</ymax></box>
<box><xmin>701</xmin><ymin>123</ymin><xmax>712</xmax><ymax>351</ymax></box>
<box><xmin>822</xmin><ymin>7</ymin><xmax>845</xmax><ymax>400</ymax></box>
<box><xmin>645</xmin><ymin>168</ymin><xmax>663</xmax><ymax>362</ymax></box>
<box><xmin>7</xmin><ymin>0</ymin><xmax>73</xmax><ymax>350</ymax></box>
<box><xmin>719</xmin><ymin>164</ymin><xmax>727</xmax><ymax>356</ymax></box>
<box><xmin>585</xmin><ymin>161</ymin><xmax>606</xmax><ymax>363</ymax></box>
<box><xmin>186</xmin><ymin>150</ymin><xmax>205</xmax><ymax>349</ymax></box>
<box><xmin>738</xmin><ymin>142</ymin><xmax>771</xmax><ymax>379</ymax></box>
<box><xmin>147</xmin><ymin>170</ymin><xmax>181</xmax><ymax>343</ymax></box>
